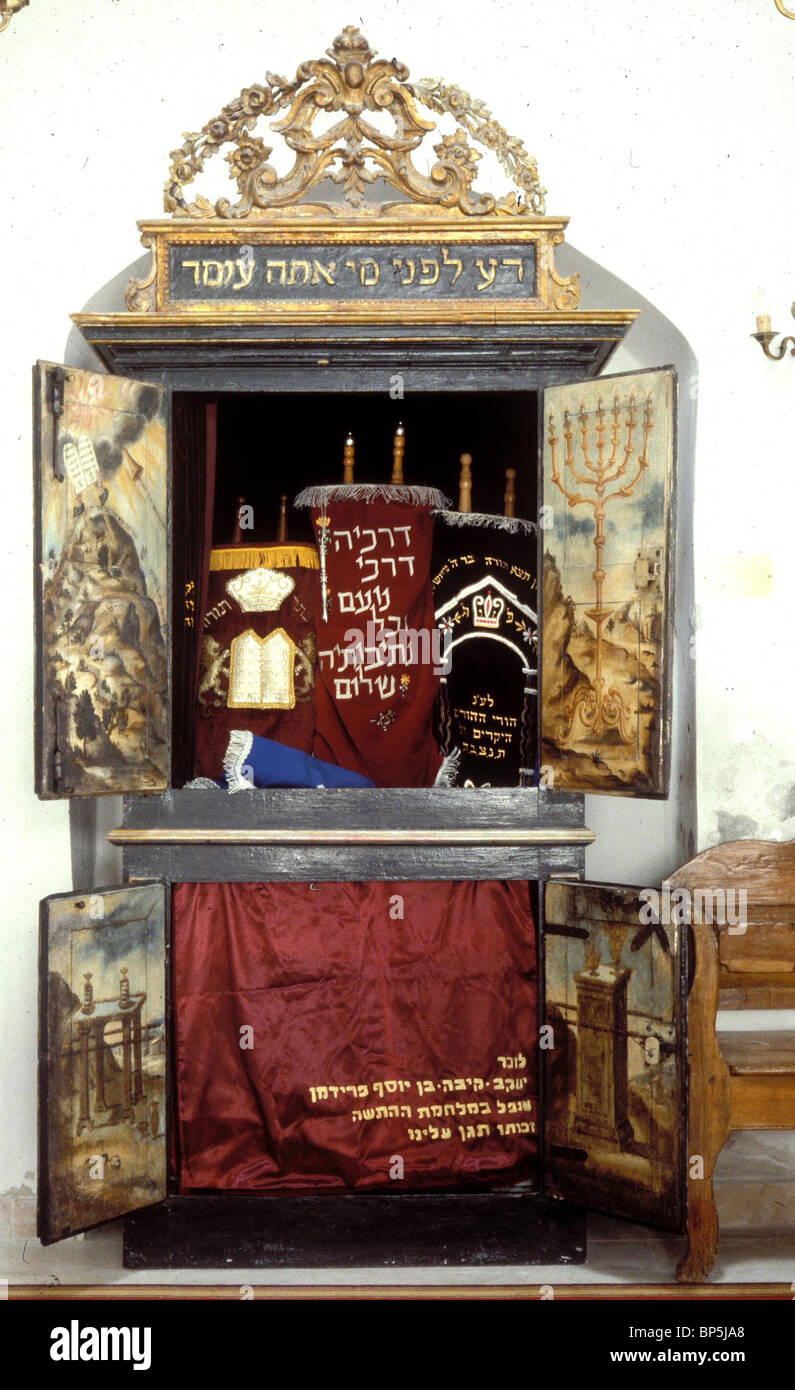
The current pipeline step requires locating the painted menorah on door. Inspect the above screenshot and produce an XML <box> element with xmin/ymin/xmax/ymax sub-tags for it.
<box><xmin>547</xmin><ymin>391</ymin><xmax>655</xmax><ymax>743</ymax></box>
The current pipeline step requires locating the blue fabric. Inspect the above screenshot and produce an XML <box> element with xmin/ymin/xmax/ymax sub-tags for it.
<box><xmin>227</xmin><ymin>733</ymin><xmax>375</xmax><ymax>791</ymax></box>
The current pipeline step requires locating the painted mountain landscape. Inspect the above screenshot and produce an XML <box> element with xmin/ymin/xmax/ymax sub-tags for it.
<box><xmin>36</xmin><ymin>366</ymin><xmax>168</xmax><ymax>796</ymax></box>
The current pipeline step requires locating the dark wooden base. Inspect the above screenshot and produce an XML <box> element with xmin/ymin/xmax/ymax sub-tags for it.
<box><xmin>123</xmin><ymin>1193</ymin><xmax>586</xmax><ymax>1270</ymax></box>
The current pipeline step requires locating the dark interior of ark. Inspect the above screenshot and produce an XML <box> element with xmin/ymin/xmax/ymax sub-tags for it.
<box><xmin>171</xmin><ymin>390</ymin><xmax>540</xmax><ymax>791</ymax></box>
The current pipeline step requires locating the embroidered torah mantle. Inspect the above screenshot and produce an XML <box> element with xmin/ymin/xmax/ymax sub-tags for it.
<box><xmin>295</xmin><ymin>484</ymin><xmax>451</xmax><ymax>787</ymax></box>
<box><xmin>194</xmin><ymin>543</ymin><xmax>319</xmax><ymax>781</ymax></box>
<box><xmin>173</xmin><ymin>880</ymin><xmax>539</xmax><ymax>1192</ymax></box>
<box><xmin>432</xmin><ymin>511</ymin><xmax>538</xmax><ymax>787</ymax></box>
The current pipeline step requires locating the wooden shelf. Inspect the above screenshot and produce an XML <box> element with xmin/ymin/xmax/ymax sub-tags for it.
<box><xmin>110</xmin><ymin>825</ymin><xmax>595</xmax><ymax>846</ymax></box>
<box><xmin>115</xmin><ymin>786</ymin><xmax>593</xmax><ymax>882</ymax></box>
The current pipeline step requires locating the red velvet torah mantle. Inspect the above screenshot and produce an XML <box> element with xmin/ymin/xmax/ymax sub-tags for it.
<box><xmin>193</xmin><ymin>543</ymin><xmax>319</xmax><ymax>781</ymax></box>
<box><xmin>294</xmin><ymin>484</ymin><xmax>451</xmax><ymax>787</ymax></box>
<box><xmin>173</xmin><ymin>880</ymin><xmax>538</xmax><ymax>1192</ymax></box>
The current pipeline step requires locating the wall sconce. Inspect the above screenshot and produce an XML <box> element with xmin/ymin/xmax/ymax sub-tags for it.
<box><xmin>752</xmin><ymin>304</ymin><xmax>795</xmax><ymax>362</ymax></box>
<box><xmin>0</xmin><ymin>0</ymin><xmax>28</xmax><ymax>34</ymax></box>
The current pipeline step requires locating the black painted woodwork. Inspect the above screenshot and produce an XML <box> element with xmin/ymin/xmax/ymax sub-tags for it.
<box><xmin>77</xmin><ymin>318</ymin><xmax>629</xmax><ymax>388</ymax></box>
<box><xmin>118</xmin><ymin>788</ymin><xmax>590</xmax><ymax>882</ymax></box>
<box><xmin>123</xmin><ymin>1192</ymin><xmax>586</xmax><ymax>1269</ymax></box>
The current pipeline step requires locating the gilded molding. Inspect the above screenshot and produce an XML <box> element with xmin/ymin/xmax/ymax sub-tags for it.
<box><xmin>119</xmin><ymin>214</ymin><xmax>592</xmax><ymax>320</ymax></box>
<box><xmin>125</xmin><ymin>232</ymin><xmax>158</xmax><ymax>313</ymax></box>
<box><xmin>547</xmin><ymin>233</ymin><xmax>580</xmax><ymax>311</ymax></box>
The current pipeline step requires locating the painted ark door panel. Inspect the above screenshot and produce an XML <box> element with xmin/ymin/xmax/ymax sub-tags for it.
<box><xmin>543</xmin><ymin>880</ymin><xmax>686</xmax><ymax>1230</ymax></box>
<box><xmin>540</xmin><ymin>368</ymin><xmax>676</xmax><ymax>796</ymax></box>
<box><xmin>38</xmin><ymin>883</ymin><xmax>168</xmax><ymax>1244</ymax></box>
<box><xmin>34</xmin><ymin>362</ymin><xmax>169</xmax><ymax>797</ymax></box>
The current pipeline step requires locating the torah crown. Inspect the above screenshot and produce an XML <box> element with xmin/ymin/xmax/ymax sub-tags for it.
<box><xmin>226</xmin><ymin>567</ymin><xmax>295</xmax><ymax>612</ymax></box>
<box><xmin>472</xmin><ymin>591</ymin><xmax>505</xmax><ymax>629</ymax></box>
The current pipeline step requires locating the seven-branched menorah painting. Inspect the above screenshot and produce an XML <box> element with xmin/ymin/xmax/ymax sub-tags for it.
<box><xmin>548</xmin><ymin>391</ymin><xmax>655</xmax><ymax>745</ymax></box>
<box><xmin>541</xmin><ymin>367</ymin><xmax>674</xmax><ymax>795</ymax></box>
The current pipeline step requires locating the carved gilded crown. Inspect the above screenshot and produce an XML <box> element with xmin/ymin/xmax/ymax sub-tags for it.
<box><xmin>226</xmin><ymin>567</ymin><xmax>295</xmax><ymax>612</ymax></box>
<box><xmin>165</xmin><ymin>25</ymin><xmax>546</xmax><ymax>220</ymax></box>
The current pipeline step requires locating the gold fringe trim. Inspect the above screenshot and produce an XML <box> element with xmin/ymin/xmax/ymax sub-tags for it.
<box><xmin>210</xmin><ymin>544</ymin><xmax>319</xmax><ymax>573</ymax></box>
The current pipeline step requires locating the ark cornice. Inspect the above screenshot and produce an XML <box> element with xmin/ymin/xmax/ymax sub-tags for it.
<box><xmin>113</xmin><ymin>214</ymin><xmax>589</xmax><ymax>320</ymax></box>
<box><xmin>70</xmin><ymin>30</ymin><xmax>643</xmax><ymax>363</ymax></box>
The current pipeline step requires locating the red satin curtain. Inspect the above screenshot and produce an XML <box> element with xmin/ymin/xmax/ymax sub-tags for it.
<box><xmin>173</xmin><ymin>880</ymin><xmax>538</xmax><ymax>1192</ymax></box>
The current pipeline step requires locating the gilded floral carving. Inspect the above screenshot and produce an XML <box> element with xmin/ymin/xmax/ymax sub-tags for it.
<box><xmin>163</xmin><ymin>25</ymin><xmax>546</xmax><ymax>219</ymax></box>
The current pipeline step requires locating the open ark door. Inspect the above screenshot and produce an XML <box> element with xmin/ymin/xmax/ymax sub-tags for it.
<box><xmin>33</xmin><ymin>362</ymin><xmax>169</xmax><ymax>797</ymax></box>
<box><xmin>540</xmin><ymin>367</ymin><xmax>676</xmax><ymax>797</ymax></box>
<box><xmin>543</xmin><ymin>879</ymin><xmax>687</xmax><ymax>1231</ymax></box>
<box><xmin>38</xmin><ymin>882</ymin><xmax>168</xmax><ymax>1245</ymax></box>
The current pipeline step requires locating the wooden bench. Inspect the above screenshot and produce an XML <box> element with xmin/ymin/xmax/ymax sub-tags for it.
<box><xmin>672</xmin><ymin>839</ymin><xmax>795</xmax><ymax>1282</ymax></box>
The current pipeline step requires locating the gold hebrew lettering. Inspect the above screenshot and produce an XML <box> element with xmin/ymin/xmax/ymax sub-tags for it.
<box><xmin>288</xmin><ymin>259</ymin><xmax>312</xmax><ymax>285</ymax></box>
<box><xmin>393</xmin><ymin>257</ymin><xmax>416</xmax><ymax>286</ymax></box>
<box><xmin>202</xmin><ymin>260</ymin><xmax>224</xmax><ymax>287</ymax></box>
<box><xmin>312</xmin><ymin>261</ymin><xmax>336</xmax><ymax>285</ymax></box>
<box><xmin>234</xmin><ymin>259</ymin><xmax>256</xmax><ymax>290</ymax></box>
<box><xmin>475</xmin><ymin>258</ymin><xmax>498</xmax><ymax>291</ymax></box>
<box><xmin>501</xmin><ymin>257</ymin><xmax>524</xmax><ymax>282</ymax></box>
<box><xmin>441</xmin><ymin>247</ymin><xmax>463</xmax><ymax>284</ymax></box>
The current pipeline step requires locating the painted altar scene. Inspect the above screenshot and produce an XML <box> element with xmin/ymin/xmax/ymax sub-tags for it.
<box><xmin>40</xmin><ymin>885</ymin><xmax>167</xmax><ymax>1243</ymax></box>
<box><xmin>544</xmin><ymin>880</ymin><xmax>685</xmax><ymax>1230</ymax></box>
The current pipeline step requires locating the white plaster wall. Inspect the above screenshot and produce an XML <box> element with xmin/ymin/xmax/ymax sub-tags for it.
<box><xmin>1</xmin><ymin>0</ymin><xmax>793</xmax><ymax>1193</ymax></box>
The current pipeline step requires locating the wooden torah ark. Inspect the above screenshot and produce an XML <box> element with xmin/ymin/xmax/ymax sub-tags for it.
<box><xmin>32</xmin><ymin>25</ymin><xmax>691</xmax><ymax>1272</ymax></box>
